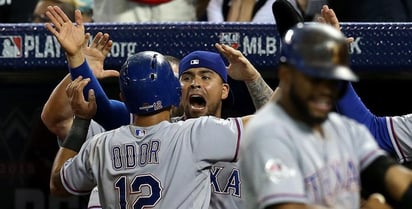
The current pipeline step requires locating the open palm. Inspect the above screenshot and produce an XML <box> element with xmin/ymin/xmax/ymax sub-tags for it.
<box><xmin>45</xmin><ymin>6</ymin><xmax>85</xmax><ymax>56</ymax></box>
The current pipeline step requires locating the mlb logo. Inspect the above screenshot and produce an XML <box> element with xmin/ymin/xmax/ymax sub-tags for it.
<box><xmin>219</xmin><ymin>32</ymin><xmax>240</xmax><ymax>49</ymax></box>
<box><xmin>0</xmin><ymin>36</ymin><xmax>22</xmax><ymax>58</ymax></box>
<box><xmin>190</xmin><ymin>59</ymin><xmax>199</xmax><ymax>65</ymax></box>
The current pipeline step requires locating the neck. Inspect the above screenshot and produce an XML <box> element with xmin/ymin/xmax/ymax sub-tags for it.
<box><xmin>132</xmin><ymin>110</ymin><xmax>171</xmax><ymax>127</ymax></box>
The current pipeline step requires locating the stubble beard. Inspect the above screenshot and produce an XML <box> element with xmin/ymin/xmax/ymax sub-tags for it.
<box><xmin>289</xmin><ymin>84</ymin><xmax>328</xmax><ymax>126</ymax></box>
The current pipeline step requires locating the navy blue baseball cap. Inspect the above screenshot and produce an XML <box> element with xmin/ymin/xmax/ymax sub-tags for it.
<box><xmin>179</xmin><ymin>50</ymin><xmax>228</xmax><ymax>83</ymax></box>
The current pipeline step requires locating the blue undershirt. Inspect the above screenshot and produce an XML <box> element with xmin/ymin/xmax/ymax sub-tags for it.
<box><xmin>336</xmin><ymin>82</ymin><xmax>394</xmax><ymax>154</ymax></box>
<box><xmin>69</xmin><ymin>60</ymin><xmax>130</xmax><ymax>130</ymax></box>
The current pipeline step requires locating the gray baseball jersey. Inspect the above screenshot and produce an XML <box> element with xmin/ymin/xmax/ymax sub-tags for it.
<box><xmin>87</xmin><ymin>116</ymin><xmax>243</xmax><ymax>209</ymax></box>
<box><xmin>209</xmin><ymin>161</ymin><xmax>242</xmax><ymax>209</ymax></box>
<box><xmin>386</xmin><ymin>114</ymin><xmax>412</xmax><ymax>162</ymax></box>
<box><xmin>171</xmin><ymin>117</ymin><xmax>243</xmax><ymax>209</ymax></box>
<box><xmin>60</xmin><ymin>116</ymin><xmax>243</xmax><ymax>209</ymax></box>
<box><xmin>55</xmin><ymin>119</ymin><xmax>106</xmax><ymax>209</ymax></box>
<box><xmin>240</xmin><ymin>102</ymin><xmax>386</xmax><ymax>209</ymax></box>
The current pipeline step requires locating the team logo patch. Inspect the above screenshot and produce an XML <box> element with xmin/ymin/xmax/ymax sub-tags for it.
<box><xmin>0</xmin><ymin>36</ymin><xmax>23</xmax><ymax>58</ymax></box>
<box><xmin>265</xmin><ymin>159</ymin><xmax>296</xmax><ymax>183</ymax></box>
<box><xmin>219</xmin><ymin>32</ymin><xmax>240</xmax><ymax>49</ymax></box>
<box><xmin>135</xmin><ymin>129</ymin><xmax>146</xmax><ymax>138</ymax></box>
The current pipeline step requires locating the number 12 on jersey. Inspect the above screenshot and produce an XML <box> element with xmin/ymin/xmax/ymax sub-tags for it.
<box><xmin>115</xmin><ymin>174</ymin><xmax>163</xmax><ymax>209</ymax></box>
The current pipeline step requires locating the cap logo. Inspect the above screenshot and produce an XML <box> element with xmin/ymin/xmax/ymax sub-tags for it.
<box><xmin>190</xmin><ymin>59</ymin><xmax>199</xmax><ymax>65</ymax></box>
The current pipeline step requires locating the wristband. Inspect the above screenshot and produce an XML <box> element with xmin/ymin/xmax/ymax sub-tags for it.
<box><xmin>61</xmin><ymin>117</ymin><xmax>91</xmax><ymax>152</ymax></box>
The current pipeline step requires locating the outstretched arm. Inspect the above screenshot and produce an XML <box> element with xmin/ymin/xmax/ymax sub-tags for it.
<box><xmin>336</xmin><ymin>83</ymin><xmax>393</xmax><ymax>154</ymax></box>
<box><xmin>50</xmin><ymin>77</ymin><xmax>95</xmax><ymax>197</ymax></box>
<box><xmin>215</xmin><ymin>43</ymin><xmax>273</xmax><ymax>110</ymax></box>
<box><xmin>41</xmin><ymin>33</ymin><xmax>117</xmax><ymax>140</ymax></box>
<box><xmin>45</xmin><ymin>6</ymin><xmax>129</xmax><ymax>131</ymax></box>
<box><xmin>315</xmin><ymin>5</ymin><xmax>394</xmax><ymax>154</ymax></box>
<box><xmin>41</xmin><ymin>74</ymin><xmax>73</xmax><ymax>140</ymax></box>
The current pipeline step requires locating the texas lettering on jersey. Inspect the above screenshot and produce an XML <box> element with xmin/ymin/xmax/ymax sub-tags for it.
<box><xmin>210</xmin><ymin>165</ymin><xmax>241</xmax><ymax>197</ymax></box>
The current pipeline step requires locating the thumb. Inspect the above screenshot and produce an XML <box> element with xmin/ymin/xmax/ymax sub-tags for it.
<box><xmin>102</xmin><ymin>69</ymin><xmax>120</xmax><ymax>78</ymax></box>
<box><xmin>88</xmin><ymin>89</ymin><xmax>98</xmax><ymax>117</ymax></box>
<box><xmin>88</xmin><ymin>89</ymin><xmax>97</xmax><ymax>110</ymax></box>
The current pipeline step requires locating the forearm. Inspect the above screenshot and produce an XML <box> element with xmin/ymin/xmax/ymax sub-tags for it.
<box><xmin>50</xmin><ymin>117</ymin><xmax>91</xmax><ymax>196</ymax></box>
<box><xmin>245</xmin><ymin>75</ymin><xmax>273</xmax><ymax>110</ymax></box>
<box><xmin>226</xmin><ymin>0</ymin><xmax>241</xmax><ymax>21</ymax></box>
<box><xmin>67</xmin><ymin>51</ymin><xmax>86</xmax><ymax>69</ymax></box>
<box><xmin>336</xmin><ymin>83</ymin><xmax>393</xmax><ymax>153</ymax></box>
<box><xmin>69</xmin><ymin>60</ymin><xmax>130</xmax><ymax>130</ymax></box>
<box><xmin>41</xmin><ymin>74</ymin><xmax>73</xmax><ymax>139</ymax></box>
<box><xmin>50</xmin><ymin>147</ymin><xmax>77</xmax><ymax>197</ymax></box>
<box><xmin>237</xmin><ymin>0</ymin><xmax>255</xmax><ymax>21</ymax></box>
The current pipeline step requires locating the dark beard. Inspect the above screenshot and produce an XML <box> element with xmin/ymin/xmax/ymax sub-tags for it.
<box><xmin>289</xmin><ymin>83</ymin><xmax>328</xmax><ymax>126</ymax></box>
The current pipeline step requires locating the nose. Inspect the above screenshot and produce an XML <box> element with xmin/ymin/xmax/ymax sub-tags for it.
<box><xmin>190</xmin><ymin>77</ymin><xmax>201</xmax><ymax>89</ymax></box>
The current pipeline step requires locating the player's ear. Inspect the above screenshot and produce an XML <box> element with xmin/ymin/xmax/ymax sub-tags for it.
<box><xmin>221</xmin><ymin>83</ymin><xmax>230</xmax><ymax>100</ymax></box>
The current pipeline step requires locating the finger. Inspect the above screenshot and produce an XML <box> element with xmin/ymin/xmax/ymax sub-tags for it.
<box><xmin>74</xmin><ymin>9</ymin><xmax>83</xmax><ymax>26</ymax></box>
<box><xmin>369</xmin><ymin>193</ymin><xmax>386</xmax><ymax>204</ymax></box>
<box><xmin>102</xmin><ymin>40</ymin><xmax>113</xmax><ymax>57</ymax></box>
<box><xmin>45</xmin><ymin>8</ymin><xmax>62</xmax><ymax>31</ymax></box>
<box><xmin>327</xmin><ymin>9</ymin><xmax>340</xmax><ymax>30</ymax></box>
<box><xmin>215</xmin><ymin>43</ymin><xmax>230</xmax><ymax>58</ymax></box>
<box><xmin>55</xmin><ymin>5</ymin><xmax>72</xmax><ymax>23</ymax></box>
<box><xmin>88</xmin><ymin>89</ymin><xmax>97</xmax><ymax>115</ymax></box>
<box><xmin>90</xmin><ymin>32</ymin><xmax>102</xmax><ymax>48</ymax></box>
<box><xmin>50</xmin><ymin>6</ymin><xmax>66</xmax><ymax>25</ymax></box>
<box><xmin>66</xmin><ymin>76</ymin><xmax>82</xmax><ymax>97</ymax></box>
<box><xmin>72</xmin><ymin>78</ymin><xmax>90</xmax><ymax>108</ymax></box>
<box><xmin>83</xmin><ymin>33</ymin><xmax>91</xmax><ymax>48</ymax></box>
<box><xmin>102</xmin><ymin>70</ymin><xmax>120</xmax><ymax>78</ymax></box>
<box><xmin>44</xmin><ymin>22</ymin><xmax>58</xmax><ymax>37</ymax></box>
<box><xmin>97</xmin><ymin>33</ymin><xmax>110</xmax><ymax>50</ymax></box>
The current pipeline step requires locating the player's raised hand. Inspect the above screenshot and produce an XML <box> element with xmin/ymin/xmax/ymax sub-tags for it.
<box><xmin>215</xmin><ymin>43</ymin><xmax>260</xmax><ymax>82</ymax></box>
<box><xmin>45</xmin><ymin>6</ymin><xmax>85</xmax><ymax>57</ymax></box>
<box><xmin>82</xmin><ymin>32</ymin><xmax>120</xmax><ymax>79</ymax></box>
<box><xmin>66</xmin><ymin>76</ymin><xmax>97</xmax><ymax>120</ymax></box>
<box><xmin>317</xmin><ymin>5</ymin><xmax>354</xmax><ymax>44</ymax></box>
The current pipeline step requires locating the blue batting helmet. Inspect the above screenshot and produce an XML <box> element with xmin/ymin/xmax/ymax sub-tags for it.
<box><xmin>119</xmin><ymin>51</ymin><xmax>181</xmax><ymax>115</ymax></box>
<box><xmin>280</xmin><ymin>22</ymin><xmax>359</xmax><ymax>82</ymax></box>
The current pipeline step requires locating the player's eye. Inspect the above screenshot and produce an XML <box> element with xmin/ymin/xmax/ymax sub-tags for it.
<box><xmin>180</xmin><ymin>74</ymin><xmax>192</xmax><ymax>82</ymax></box>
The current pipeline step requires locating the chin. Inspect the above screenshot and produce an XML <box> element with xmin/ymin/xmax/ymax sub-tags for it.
<box><xmin>188</xmin><ymin>110</ymin><xmax>207</xmax><ymax>118</ymax></box>
<box><xmin>306</xmin><ymin>114</ymin><xmax>328</xmax><ymax>126</ymax></box>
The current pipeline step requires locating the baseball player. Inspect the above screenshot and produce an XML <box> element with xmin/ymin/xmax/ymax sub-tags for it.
<box><xmin>65</xmin><ymin>49</ymin><xmax>266</xmax><ymax>209</ymax></box>
<box><xmin>67</xmin><ymin>49</ymin><xmax>273</xmax><ymax>209</ymax></box>
<box><xmin>270</xmin><ymin>3</ymin><xmax>407</xmax><ymax>208</ymax></box>
<box><xmin>240</xmin><ymin>22</ymin><xmax>412</xmax><ymax>209</ymax></box>
<box><xmin>50</xmin><ymin>49</ymin><xmax>251</xmax><ymax>208</ymax></box>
